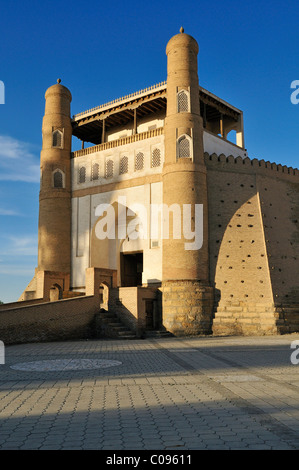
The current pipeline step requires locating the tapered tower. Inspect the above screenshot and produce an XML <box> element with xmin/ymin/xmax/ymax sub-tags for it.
<box><xmin>162</xmin><ymin>29</ymin><xmax>214</xmax><ymax>335</ymax></box>
<box><xmin>38</xmin><ymin>79</ymin><xmax>72</xmax><ymax>274</ymax></box>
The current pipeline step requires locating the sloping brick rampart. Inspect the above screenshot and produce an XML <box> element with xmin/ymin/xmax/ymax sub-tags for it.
<box><xmin>206</xmin><ymin>153</ymin><xmax>299</xmax><ymax>335</ymax></box>
<box><xmin>0</xmin><ymin>295</ymin><xmax>99</xmax><ymax>345</ymax></box>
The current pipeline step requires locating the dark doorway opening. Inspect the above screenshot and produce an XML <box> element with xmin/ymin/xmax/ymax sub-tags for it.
<box><xmin>120</xmin><ymin>252</ymin><xmax>143</xmax><ymax>287</ymax></box>
<box><xmin>145</xmin><ymin>300</ymin><xmax>154</xmax><ymax>329</ymax></box>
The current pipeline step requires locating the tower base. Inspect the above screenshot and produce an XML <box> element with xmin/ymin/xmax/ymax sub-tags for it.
<box><xmin>162</xmin><ymin>280</ymin><xmax>214</xmax><ymax>336</ymax></box>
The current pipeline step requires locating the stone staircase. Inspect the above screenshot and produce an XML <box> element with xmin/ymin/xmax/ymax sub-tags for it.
<box><xmin>95</xmin><ymin>309</ymin><xmax>137</xmax><ymax>339</ymax></box>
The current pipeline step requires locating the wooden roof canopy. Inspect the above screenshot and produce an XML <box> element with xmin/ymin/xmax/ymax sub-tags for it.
<box><xmin>71</xmin><ymin>84</ymin><xmax>241</xmax><ymax>145</ymax></box>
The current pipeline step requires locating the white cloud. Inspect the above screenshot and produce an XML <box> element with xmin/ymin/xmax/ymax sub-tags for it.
<box><xmin>0</xmin><ymin>208</ymin><xmax>19</xmax><ymax>216</ymax></box>
<box><xmin>0</xmin><ymin>235</ymin><xmax>38</xmax><ymax>256</ymax></box>
<box><xmin>0</xmin><ymin>135</ymin><xmax>40</xmax><ymax>183</ymax></box>
<box><xmin>0</xmin><ymin>265</ymin><xmax>34</xmax><ymax>276</ymax></box>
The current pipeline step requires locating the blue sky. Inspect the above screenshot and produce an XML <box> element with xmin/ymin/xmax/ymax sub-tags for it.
<box><xmin>0</xmin><ymin>0</ymin><xmax>298</xmax><ymax>302</ymax></box>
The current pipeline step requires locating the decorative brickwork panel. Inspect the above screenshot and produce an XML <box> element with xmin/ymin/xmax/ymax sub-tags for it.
<box><xmin>52</xmin><ymin>129</ymin><xmax>63</xmax><ymax>148</ymax></box>
<box><xmin>91</xmin><ymin>163</ymin><xmax>99</xmax><ymax>180</ymax></box>
<box><xmin>79</xmin><ymin>166</ymin><xmax>86</xmax><ymax>184</ymax></box>
<box><xmin>135</xmin><ymin>152</ymin><xmax>144</xmax><ymax>171</ymax></box>
<box><xmin>177</xmin><ymin>90</ymin><xmax>189</xmax><ymax>112</ymax></box>
<box><xmin>151</xmin><ymin>148</ymin><xmax>161</xmax><ymax>167</ymax></box>
<box><xmin>177</xmin><ymin>135</ymin><xmax>190</xmax><ymax>159</ymax></box>
<box><xmin>119</xmin><ymin>156</ymin><xmax>129</xmax><ymax>175</ymax></box>
<box><xmin>105</xmin><ymin>159</ymin><xmax>114</xmax><ymax>178</ymax></box>
<box><xmin>53</xmin><ymin>170</ymin><xmax>63</xmax><ymax>188</ymax></box>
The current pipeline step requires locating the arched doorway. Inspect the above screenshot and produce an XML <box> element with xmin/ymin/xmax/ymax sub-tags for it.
<box><xmin>49</xmin><ymin>284</ymin><xmax>63</xmax><ymax>302</ymax></box>
<box><xmin>90</xmin><ymin>200</ymin><xmax>144</xmax><ymax>287</ymax></box>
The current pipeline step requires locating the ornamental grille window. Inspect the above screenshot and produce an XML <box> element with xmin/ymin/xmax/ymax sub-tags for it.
<box><xmin>53</xmin><ymin>170</ymin><xmax>63</xmax><ymax>188</ymax></box>
<box><xmin>151</xmin><ymin>148</ymin><xmax>161</xmax><ymax>167</ymax></box>
<box><xmin>135</xmin><ymin>152</ymin><xmax>144</xmax><ymax>171</ymax></box>
<box><xmin>119</xmin><ymin>156</ymin><xmax>128</xmax><ymax>175</ymax></box>
<box><xmin>91</xmin><ymin>163</ymin><xmax>99</xmax><ymax>180</ymax></box>
<box><xmin>177</xmin><ymin>90</ymin><xmax>189</xmax><ymax>112</ymax></box>
<box><xmin>52</xmin><ymin>129</ymin><xmax>63</xmax><ymax>148</ymax></box>
<box><xmin>79</xmin><ymin>166</ymin><xmax>86</xmax><ymax>184</ymax></box>
<box><xmin>178</xmin><ymin>136</ymin><xmax>191</xmax><ymax>158</ymax></box>
<box><xmin>105</xmin><ymin>160</ymin><xmax>114</xmax><ymax>178</ymax></box>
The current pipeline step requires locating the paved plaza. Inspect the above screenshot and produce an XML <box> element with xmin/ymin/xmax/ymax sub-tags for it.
<box><xmin>1</xmin><ymin>333</ymin><xmax>299</xmax><ymax>450</ymax></box>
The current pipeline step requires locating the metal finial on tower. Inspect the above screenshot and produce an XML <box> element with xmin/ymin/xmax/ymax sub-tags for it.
<box><xmin>180</xmin><ymin>26</ymin><xmax>184</xmax><ymax>33</ymax></box>
<box><xmin>57</xmin><ymin>78</ymin><xmax>61</xmax><ymax>84</ymax></box>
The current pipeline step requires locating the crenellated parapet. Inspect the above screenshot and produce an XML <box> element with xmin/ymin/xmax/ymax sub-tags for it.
<box><xmin>204</xmin><ymin>152</ymin><xmax>299</xmax><ymax>181</ymax></box>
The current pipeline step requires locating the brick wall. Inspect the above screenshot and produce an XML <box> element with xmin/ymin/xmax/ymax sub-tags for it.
<box><xmin>162</xmin><ymin>281</ymin><xmax>214</xmax><ymax>336</ymax></box>
<box><xmin>206</xmin><ymin>153</ymin><xmax>299</xmax><ymax>335</ymax></box>
<box><xmin>0</xmin><ymin>298</ymin><xmax>45</xmax><ymax>311</ymax></box>
<box><xmin>0</xmin><ymin>295</ymin><xmax>99</xmax><ymax>345</ymax></box>
<box><xmin>109</xmin><ymin>287</ymin><xmax>138</xmax><ymax>331</ymax></box>
<box><xmin>109</xmin><ymin>286</ymin><xmax>160</xmax><ymax>333</ymax></box>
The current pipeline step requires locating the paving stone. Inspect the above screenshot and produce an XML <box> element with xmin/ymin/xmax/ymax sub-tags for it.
<box><xmin>1</xmin><ymin>335</ymin><xmax>299</xmax><ymax>450</ymax></box>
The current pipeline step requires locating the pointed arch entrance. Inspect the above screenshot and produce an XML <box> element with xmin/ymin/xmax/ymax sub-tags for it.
<box><xmin>90</xmin><ymin>200</ymin><xmax>145</xmax><ymax>287</ymax></box>
<box><xmin>49</xmin><ymin>283</ymin><xmax>63</xmax><ymax>302</ymax></box>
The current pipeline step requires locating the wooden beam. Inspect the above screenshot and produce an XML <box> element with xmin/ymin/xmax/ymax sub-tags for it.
<box><xmin>199</xmin><ymin>94</ymin><xmax>239</xmax><ymax>121</ymax></box>
<box><xmin>72</xmin><ymin>90</ymin><xmax>167</xmax><ymax>127</ymax></box>
<box><xmin>203</xmin><ymin>102</ymin><xmax>207</xmax><ymax>128</ymax></box>
<box><xmin>101</xmin><ymin>118</ymin><xmax>105</xmax><ymax>143</ymax></box>
<box><xmin>133</xmin><ymin>108</ymin><xmax>137</xmax><ymax>135</ymax></box>
<box><xmin>220</xmin><ymin>113</ymin><xmax>224</xmax><ymax>138</ymax></box>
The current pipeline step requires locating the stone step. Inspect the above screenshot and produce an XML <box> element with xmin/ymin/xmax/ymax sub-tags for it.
<box><xmin>95</xmin><ymin>310</ymin><xmax>136</xmax><ymax>339</ymax></box>
<box><xmin>143</xmin><ymin>330</ymin><xmax>173</xmax><ymax>338</ymax></box>
<box><xmin>107</xmin><ymin>324</ymin><xmax>129</xmax><ymax>332</ymax></box>
<box><xmin>118</xmin><ymin>330</ymin><xmax>136</xmax><ymax>337</ymax></box>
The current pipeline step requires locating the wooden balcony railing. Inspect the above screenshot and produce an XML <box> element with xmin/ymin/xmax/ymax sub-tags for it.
<box><xmin>72</xmin><ymin>127</ymin><xmax>164</xmax><ymax>158</ymax></box>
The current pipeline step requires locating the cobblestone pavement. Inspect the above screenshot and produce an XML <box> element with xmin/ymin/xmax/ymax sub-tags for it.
<box><xmin>0</xmin><ymin>334</ymin><xmax>299</xmax><ymax>450</ymax></box>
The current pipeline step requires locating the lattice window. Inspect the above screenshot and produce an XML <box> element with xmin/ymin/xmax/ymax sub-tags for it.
<box><xmin>177</xmin><ymin>135</ymin><xmax>191</xmax><ymax>159</ymax></box>
<box><xmin>177</xmin><ymin>90</ymin><xmax>189</xmax><ymax>112</ymax></box>
<box><xmin>91</xmin><ymin>163</ymin><xmax>99</xmax><ymax>181</ymax></box>
<box><xmin>119</xmin><ymin>156</ymin><xmax>128</xmax><ymax>175</ymax></box>
<box><xmin>105</xmin><ymin>159</ymin><xmax>114</xmax><ymax>178</ymax></box>
<box><xmin>53</xmin><ymin>170</ymin><xmax>63</xmax><ymax>188</ymax></box>
<box><xmin>52</xmin><ymin>129</ymin><xmax>63</xmax><ymax>148</ymax></box>
<box><xmin>135</xmin><ymin>152</ymin><xmax>144</xmax><ymax>171</ymax></box>
<box><xmin>151</xmin><ymin>148</ymin><xmax>161</xmax><ymax>167</ymax></box>
<box><xmin>78</xmin><ymin>166</ymin><xmax>86</xmax><ymax>184</ymax></box>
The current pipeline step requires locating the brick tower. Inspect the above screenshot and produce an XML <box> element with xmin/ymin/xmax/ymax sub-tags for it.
<box><xmin>162</xmin><ymin>29</ymin><xmax>214</xmax><ymax>335</ymax></box>
<box><xmin>38</xmin><ymin>80</ymin><xmax>72</xmax><ymax>275</ymax></box>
